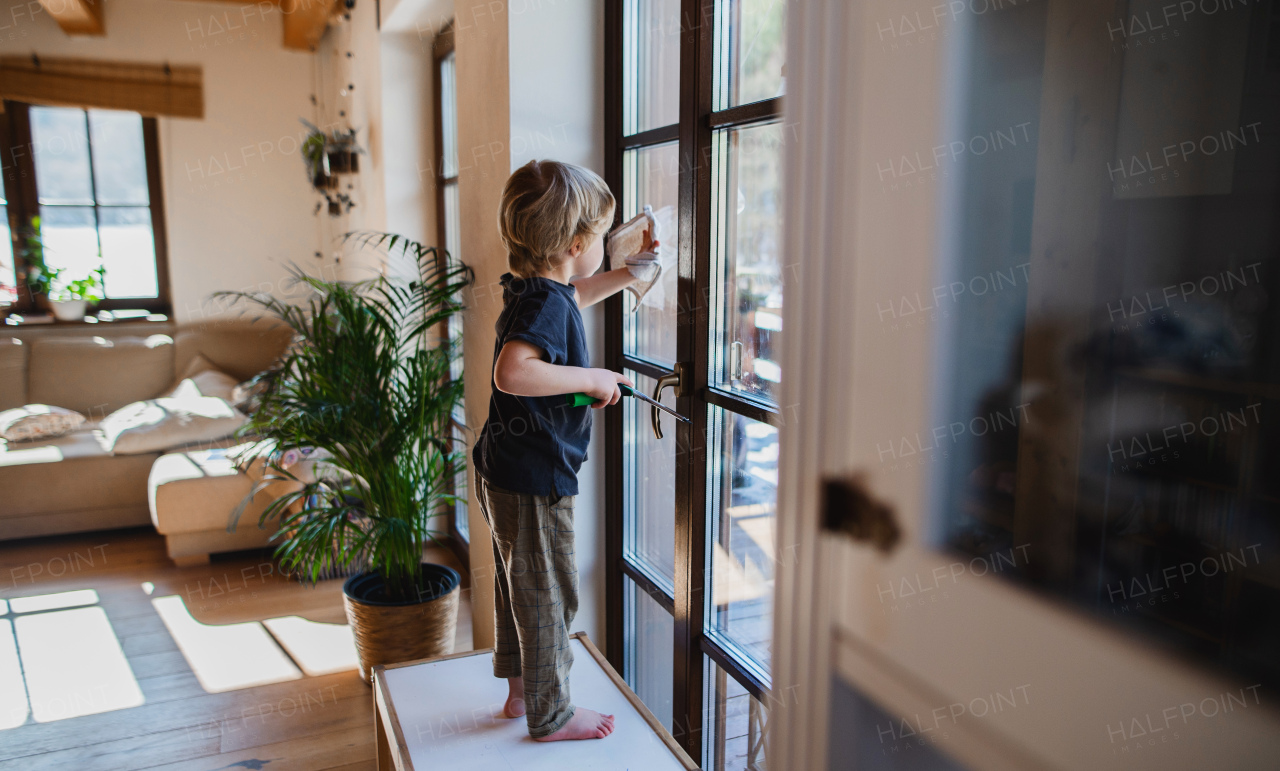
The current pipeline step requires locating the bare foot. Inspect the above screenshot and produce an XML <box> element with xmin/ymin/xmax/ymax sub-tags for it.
<box><xmin>533</xmin><ymin>707</ymin><xmax>615</xmax><ymax>742</ymax></box>
<box><xmin>503</xmin><ymin>676</ymin><xmax>526</xmax><ymax>719</ymax></box>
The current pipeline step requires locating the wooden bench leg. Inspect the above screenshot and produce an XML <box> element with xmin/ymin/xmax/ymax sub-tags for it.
<box><xmin>375</xmin><ymin>675</ymin><xmax>394</xmax><ymax>771</ymax></box>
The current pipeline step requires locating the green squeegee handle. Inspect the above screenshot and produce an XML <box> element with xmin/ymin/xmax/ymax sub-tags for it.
<box><xmin>567</xmin><ymin>384</ymin><xmax>692</xmax><ymax>424</ymax></box>
<box><xmin>567</xmin><ymin>391</ymin><xmax>601</xmax><ymax>407</ymax></box>
<box><xmin>566</xmin><ymin>383</ymin><xmax>637</xmax><ymax>406</ymax></box>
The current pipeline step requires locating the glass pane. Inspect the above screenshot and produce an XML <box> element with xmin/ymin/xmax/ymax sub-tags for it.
<box><xmin>924</xmin><ymin>2</ymin><xmax>1280</xmax><ymax>690</ymax></box>
<box><xmin>702</xmin><ymin>657</ymin><xmax>771</xmax><ymax>771</ymax></box>
<box><xmin>88</xmin><ymin>111</ymin><xmax>149</xmax><ymax>206</ymax></box>
<box><xmin>452</xmin><ymin>422</ymin><xmax>469</xmax><ymax>542</ymax></box>
<box><xmin>706</xmin><ymin>407</ymin><xmax>777</xmax><ymax>672</ymax></box>
<box><xmin>622</xmin><ymin>141</ymin><xmax>680</xmax><ymax>366</ymax></box>
<box><xmin>827</xmin><ymin>675</ymin><xmax>970</xmax><ymax>771</ymax></box>
<box><xmin>0</xmin><ymin>203</ymin><xmax>15</xmax><ymax>306</ymax></box>
<box><xmin>713</xmin><ymin>0</ymin><xmax>787</xmax><ymax>111</ymax></box>
<box><xmin>711</xmin><ymin>122</ymin><xmax>785</xmax><ymax>403</ymax></box>
<box><xmin>39</xmin><ymin>206</ymin><xmax>100</xmax><ymax>289</ymax></box>
<box><xmin>624</xmin><ymin>575</ymin><xmax>673</xmax><ymax>730</ymax></box>
<box><xmin>624</xmin><ymin>370</ymin><xmax>677</xmax><ymax>586</ymax></box>
<box><xmin>623</xmin><ymin>0</ymin><xmax>681</xmax><ymax>135</ymax></box>
<box><xmin>30</xmin><ymin>107</ymin><xmax>94</xmax><ymax>205</ymax></box>
<box><xmin>440</xmin><ymin>52</ymin><xmax>458</xmax><ymax>178</ymax></box>
<box><xmin>444</xmin><ymin>182</ymin><xmax>466</xmax><ymax>544</ymax></box>
<box><xmin>98</xmin><ymin>207</ymin><xmax>157</xmax><ymax>299</ymax></box>
<box><xmin>443</xmin><ymin>182</ymin><xmax>461</xmax><ymax>263</ymax></box>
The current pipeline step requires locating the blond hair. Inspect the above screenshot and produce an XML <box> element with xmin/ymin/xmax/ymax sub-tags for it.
<box><xmin>499</xmin><ymin>160</ymin><xmax>616</xmax><ymax>277</ymax></box>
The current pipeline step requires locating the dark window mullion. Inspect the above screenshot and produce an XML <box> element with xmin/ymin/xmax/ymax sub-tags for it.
<box><xmin>6</xmin><ymin>102</ymin><xmax>38</xmax><ymax>312</ymax></box>
<box><xmin>700</xmin><ymin>632</ymin><xmax>770</xmax><ymax>702</ymax></box>
<box><xmin>622</xmin><ymin>123</ymin><xmax>680</xmax><ymax>150</ymax></box>
<box><xmin>80</xmin><ymin>110</ymin><xmax>106</xmax><ymax>293</ymax></box>
<box><xmin>671</xmin><ymin>0</ymin><xmax>716</xmax><ymax>758</ymax></box>
<box><xmin>704</xmin><ymin>386</ymin><xmax>782</xmax><ymax>428</ymax></box>
<box><xmin>621</xmin><ymin>353</ymin><xmax>677</xmax><ymax>381</ymax></box>
<box><xmin>621</xmin><ymin>558</ymin><xmax>676</xmax><ymax>614</ymax></box>
<box><xmin>709</xmin><ymin>96</ymin><xmax>783</xmax><ymax>130</ymax></box>
<box><xmin>603</xmin><ymin>0</ymin><xmax>627</xmax><ymax>674</ymax></box>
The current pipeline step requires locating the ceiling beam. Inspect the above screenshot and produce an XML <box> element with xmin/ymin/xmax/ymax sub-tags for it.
<box><xmin>39</xmin><ymin>0</ymin><xmax>105</xmax><ymax>36</ymax></box>
<box><xmin>281</xmin><ymin>0</ymin><xmax>342</xmax><ymax>52</ymax></box>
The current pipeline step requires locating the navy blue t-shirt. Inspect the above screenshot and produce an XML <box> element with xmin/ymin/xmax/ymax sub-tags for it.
<box><xmin>472</xmin><ymin>273</ymin><xmax>591</xmax><ymax>497</ymax></box>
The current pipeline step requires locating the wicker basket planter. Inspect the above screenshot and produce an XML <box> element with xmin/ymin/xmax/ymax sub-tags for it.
<box><xmin>343</xmin><ymin>563</ymin><xmax>461</xmax><ymax>682</ymax></box>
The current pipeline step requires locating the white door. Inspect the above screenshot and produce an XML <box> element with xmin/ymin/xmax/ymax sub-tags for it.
<box><xmin>774</xmin><ymin>1</ymin><xmax>1280</xmax><ymax>769</ymax></box>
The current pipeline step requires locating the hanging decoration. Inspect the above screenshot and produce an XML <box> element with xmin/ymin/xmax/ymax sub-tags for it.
<box><xmin>301</xmin><ymin>119</ymin><xmax>363</xmax><ymax>217</ymax></box>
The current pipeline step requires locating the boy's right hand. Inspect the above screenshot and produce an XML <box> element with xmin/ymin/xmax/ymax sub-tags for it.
<box><xmin>583</xmin><ymin>369</ymin><xmax>633</xmax><ymax>408</ymax></box>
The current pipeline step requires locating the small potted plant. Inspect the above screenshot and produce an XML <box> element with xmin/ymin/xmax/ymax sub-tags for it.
<box><xmin>16</xmin><ymin>216</ymin><xmax>58</xmax><ymax>310</ymax></box>
<box><xmin>301</xmin><ymin>120</ymin><xmax>364</xmax><ymax>191</ymax></box>
<box><xmin>222</xmin><ymin>232</ymin><xmax>471</xmax><ymax>682</ymax></box>
<box><xmin>49</xmin><ymin>266</ymin><xmax>106</xmax><ymax>322</ymax></box>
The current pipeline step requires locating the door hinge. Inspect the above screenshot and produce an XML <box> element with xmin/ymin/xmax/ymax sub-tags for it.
<box><xmin>821</xmin><ymin>474</ymin><xmax>901</xmax><ymax>554</ymax></box>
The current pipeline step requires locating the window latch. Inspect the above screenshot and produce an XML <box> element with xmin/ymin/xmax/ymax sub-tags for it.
<box><xmin>730</xmin><ymin>341</ymin><xmax>744</xmax><ymax>381</ymax></box>
<box><xmin>651</xmin><ymin>362</ymin><xmax>687</xmax><ymax>440</ymax></box>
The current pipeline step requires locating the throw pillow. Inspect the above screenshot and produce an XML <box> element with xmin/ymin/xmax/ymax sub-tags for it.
<box><xmin>231</xmin><ymin>378</ymin><xmax>268</xmax><ymax>413</ymax></box>
<box><xmin>99</xmin><ymin>397</ymin><xmax>248</xmax><ymax>455</ymax></box>
<box><xmin>0</xmin><ymin>404</ymin><xmax>87</xmax><ymax>442</ymax></box>
<box><xmin>166</xmin><ymin>354</ymin><xmax>238</xmax><ymax>401</ymax></box>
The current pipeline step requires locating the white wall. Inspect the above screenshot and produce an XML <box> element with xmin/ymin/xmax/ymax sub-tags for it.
<box><xmin>508</xmin><ymin>0</ymin><xmax>608</xmax><ymax>650</ymax></box>
<box><xmin>0</xmin><ymin>0</ymin><xmax>325</xmax><ymax>321</ymax></box>
<box><xmin>379</xmin><ymin>32</ymin><xmax>436</xmax><ymax>258</ymax></box>
<box><xmin>452</xmin><ymin>0</ymin><xmax>610</xmax><ymax>652</ymax></box>
<box><xmin>316</xmin><ymin>0</ymin><xmax>388</xmax><ymax>280</ymax></box>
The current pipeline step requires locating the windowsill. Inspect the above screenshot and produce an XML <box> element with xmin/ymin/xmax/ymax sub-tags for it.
<box><xmin>3</xmin><ymin>311</ymin><xmax>171</xmax><ymax>327</ymax></box>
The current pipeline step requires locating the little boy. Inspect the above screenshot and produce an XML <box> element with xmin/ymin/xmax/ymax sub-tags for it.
<box><xmin>472</xmin><ymin>160</ymin><xmax>659</xmax><ymax>742</ymax></box>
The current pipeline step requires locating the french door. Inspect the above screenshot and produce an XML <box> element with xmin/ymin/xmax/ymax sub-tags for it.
<box><xmin>775</xmin><ymin>1</ymin><xmax>1280</xmax><ymax>769</ymax></box>
<box><xmin>604</xmin><ymin>0</ymin><xmax>787</xmax><ymax>766</ymax></box>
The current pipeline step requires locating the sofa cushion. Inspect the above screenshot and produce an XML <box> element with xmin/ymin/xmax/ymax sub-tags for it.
<box><xmin>0</xmin><ymin>428</ymin><xmax>158</xmax><ymax>519</ymax></box>
<box><xmin>0</xmin><ymin>338</ymin><xmax>26</xmax><ymax>411</ymax></box>
<box><xmin>166</xmin><ymin>355</ymin><xmax>239</xmax><ymax>402</ymax></box>
<box><xmin>100</xmin><ymin>397</ymin><xmax>247</xmax><ymax>455</ymax></box>
<box><xmin>0</xmin><ymin>404</ymin><xmax>86</xmax><ymax>442</ymax></box>
<box><xmin>149</xmin><ymin>444</ymin><xmax>288</xmax><ymax>535</ymax></box>
<box><xmin>28</xmin><ymin>335</ymin><xmax>175</xmax><ymax>417</ymax></box>
<box><xmin>173</xmin><ymin>321</ymin><xmax>293</xmax><ymax>383</ymax></box>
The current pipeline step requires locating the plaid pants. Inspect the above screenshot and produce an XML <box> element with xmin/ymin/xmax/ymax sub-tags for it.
<box><xmin>476</xmin><ymin>476</ymin><xmax>579</xmax><ymax>738</ymax></box>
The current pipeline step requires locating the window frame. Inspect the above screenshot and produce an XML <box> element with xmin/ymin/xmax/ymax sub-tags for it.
<box><xmin>2</xmin><ymin>100</ymin><xmax>171</xmax><ymax>316</ymax></box>
<box><xmin>433</xmin><ymin>22</ymin><xmax>471</xmax><ymax>571</ymax></box>
<box><xmin>604</xmin><ymin>0</ymin><xmax>785</xmax><ymax>762</ymax></box>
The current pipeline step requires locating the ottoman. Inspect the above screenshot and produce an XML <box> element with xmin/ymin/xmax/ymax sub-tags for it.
<box><xmin>148</xmin><ymin>443</ymin><xmax>292</xmax><ymax>566</ymax></box>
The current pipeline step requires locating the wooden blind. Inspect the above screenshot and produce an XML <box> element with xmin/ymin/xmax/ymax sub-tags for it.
<box><xmin>0</xmin><ymin>56</ymin><xmax>203</xmax><ymax>118</ymax></box>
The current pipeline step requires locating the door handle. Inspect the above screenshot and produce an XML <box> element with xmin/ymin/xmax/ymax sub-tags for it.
<box><xmin>651</xmin><ymin>363</ymin><xmax>687</xmax><ymax>440</ymax></box>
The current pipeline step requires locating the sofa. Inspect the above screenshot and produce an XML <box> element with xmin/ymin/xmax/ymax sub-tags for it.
<box><xmin>0</xmin><ymin>320</ymin><xmax>293</xmax><ymax>550</ymax></box>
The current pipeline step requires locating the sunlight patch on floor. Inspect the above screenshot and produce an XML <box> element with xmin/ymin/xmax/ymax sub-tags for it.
<box><xmin>14</xmin><ymin>607</ymin><xmax>144</xmax><ymax>722</ymax></box>
<box><xmin>9</xmin><ymin>589</ymin><xmax>99</xmax><ymax>614</ymax></box>
<box><xmin>152</xmin><ymin>595</ymin><xmax>302</xmax><ymax>693</ymax></box>
<box><xmin>0</xmin><ymin>620</ymin><xmax>29</xmax><ymax>729</ymax></box>
<box><xmin>262</xmin><ymin>616</ymin><xmax>359</xmax><ymax>676</ymax></box>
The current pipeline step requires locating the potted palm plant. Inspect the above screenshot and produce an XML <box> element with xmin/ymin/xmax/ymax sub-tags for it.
<box><xmin>221</xmin><ymin>233</ymin><xmax>471</xmax><ymax>682</ymax></box>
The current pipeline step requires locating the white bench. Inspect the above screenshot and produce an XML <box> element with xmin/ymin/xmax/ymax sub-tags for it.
<box><xmin>372</xmin><ymin>632</ymin><xmax>697</xmax><ymax>770</ymax></box>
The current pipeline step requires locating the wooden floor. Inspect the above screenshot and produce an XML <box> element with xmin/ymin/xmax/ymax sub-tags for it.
<box><xmin>0</xmin><ymin>528</ymin><xmax>473</xmax><ymax>771</ymax></box>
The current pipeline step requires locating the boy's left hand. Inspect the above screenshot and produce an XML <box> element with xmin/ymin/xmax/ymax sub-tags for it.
<box><xmin>626</xmin><ymin>235</ymin><xmax>661</xmax><ymax>283</ymax></box>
